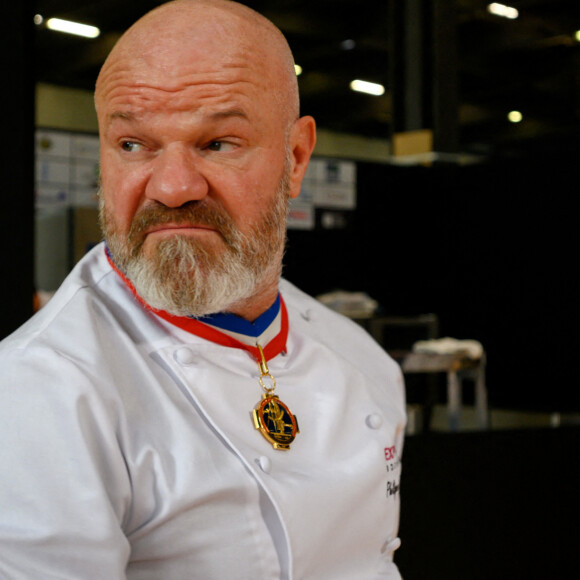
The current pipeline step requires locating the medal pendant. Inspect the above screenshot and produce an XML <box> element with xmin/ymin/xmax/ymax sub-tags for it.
<box><xmin>252</xmin><ymin>393</ymin><xmax>299</xmax><ymax>450</ymax></box>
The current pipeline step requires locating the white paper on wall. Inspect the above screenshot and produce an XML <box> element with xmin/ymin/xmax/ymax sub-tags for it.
<box><xmin>35</xmin><ymin>129</ymin><xmax>100</xmax><ymax>209</ymax></box>
<box><xmin>288</xmin><ymin>157</ymin><xmax>357</xmax><ymax>230</ymax></box>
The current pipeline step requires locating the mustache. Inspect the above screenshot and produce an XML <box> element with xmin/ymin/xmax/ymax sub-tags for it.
<box><xmin>128</xmin><ymin>201</ymin><xmax>239</xmax><ymax>247</ymax></box>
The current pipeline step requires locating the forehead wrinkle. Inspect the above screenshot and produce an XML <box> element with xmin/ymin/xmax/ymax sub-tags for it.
<box><xmin>100</xmin><ymin>74</ymin><xmax>257</xmax><ymax>123</ymax></box>
<box><xmin>98</xmin><ymin>62</ymin><xmax>258</xmax><ymax>111</ymax></box>
<box><xmin>102</xmin><ymin>89</ymin><xmax>256</xmax><ymax>137</ymax></box>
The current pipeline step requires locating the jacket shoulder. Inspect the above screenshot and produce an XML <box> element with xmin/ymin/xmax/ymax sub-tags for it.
<box><xmin>0</xmin><ymin>243</ymin><xmax>151</xmax><ymax>363</ymax></box>
<box><xmin>280</xmin><ymin>279</ymin><xmax>402</xmax><ymax>380</ymax></box>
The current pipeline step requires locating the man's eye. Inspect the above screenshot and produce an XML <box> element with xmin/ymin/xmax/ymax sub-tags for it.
<box><xmin>207</xmin><ymin>141</ymin><xmax>224</xmax><ymax>151</ymax></box>
<box><xmin>121</xmin><ymin>141</ymin><xmax>141</xmax><ymax>152</ymax></box>
<box><xmin>206</xmin><ymin>140</ymin><xmax>236</xmax><ymax>152</ymax></box>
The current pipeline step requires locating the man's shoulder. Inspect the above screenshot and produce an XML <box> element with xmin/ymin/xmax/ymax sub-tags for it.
<box><xmin>280</xmin><ymin>278</ymin><xmax>372</xmax><ymax>334</ymax></box>
<box><xmin>280</xmin><ymin>278</ymin><xmax>399</xmax><ymax>371</ymax></box>
<box><xmin>280</xmin><ymin>279</ymin><xmax>404</xmax><ymax>414</ymax></box>
<box><xmin>0</xmin><ymin>243</ymin><xmax>124</xmax><ymax>354</ymax></box>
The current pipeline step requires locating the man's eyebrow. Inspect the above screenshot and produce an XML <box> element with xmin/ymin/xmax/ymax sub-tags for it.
<box><xmin>108</xmin><ymin>111</ymin><xmax>135</xmax><ymax>122</ymax></box>
<box><xmin>208</xmin><ymin>109</ymin><xmax>249</xmax><ymax>121</ymax></box>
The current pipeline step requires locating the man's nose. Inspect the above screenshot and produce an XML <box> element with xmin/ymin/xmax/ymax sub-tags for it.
<box><xmin>145</xmin><ymin>144</ymin><xmax>209</xmax><ymax>207</ymax></box>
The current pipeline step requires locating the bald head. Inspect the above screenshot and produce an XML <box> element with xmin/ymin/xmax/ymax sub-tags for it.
<box><xmin>95</xmin><ymin>0</ymin><xmax>299</xmax><ymax>127</ymax></box>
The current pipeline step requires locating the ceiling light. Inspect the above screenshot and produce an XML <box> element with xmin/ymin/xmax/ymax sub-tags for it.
<box><xmin>294</xmin><ymin>64</ymin><xmax>303</xmax><ymax>76</ymax></box>
<box><xmin>575</xmin><ymin>30</ymin><xmax>580</xmax><ymax>42</ymax></box>
<box><xmin>487</xmin><ymin>3</ymin><xmax>519</xmax><ymax>19</ymax></box>
<box><xmin>46</xmin><ymin>17</ymin><xmax>100</xmax><ymax>39</ymax></box>
<box><xmin>350</xmin><ymin>79</ymin><xmax>385</xmax><ymax>96</ymax></box>
<box><xmin>508</xmin><ymin>110</ymin><xmax>523</xmax><ymax>123</ymax></box>
<box><xmin>340</xmin><ymin>39</ymin><xmax>356</xmax><ymax>51</ymax></box>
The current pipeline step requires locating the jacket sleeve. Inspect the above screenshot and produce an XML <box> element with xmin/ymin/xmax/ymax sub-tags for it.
<box><xmin>0</xmin><ymin>343</ymin><xmax>131</xmax><ymax>580</ymax></box>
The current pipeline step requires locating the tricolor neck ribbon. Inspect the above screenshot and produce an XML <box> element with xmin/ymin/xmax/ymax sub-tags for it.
<box><xmin>105</xmin><ymin>248</ymin><xmax>288</xmax><ymax>362</ymax></box>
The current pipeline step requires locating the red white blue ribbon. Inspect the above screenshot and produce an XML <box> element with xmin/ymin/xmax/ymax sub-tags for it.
<box><xmin>106</xmin><ymin>248</ymin><xmax>288</xmax><ymax>362</ymax></box>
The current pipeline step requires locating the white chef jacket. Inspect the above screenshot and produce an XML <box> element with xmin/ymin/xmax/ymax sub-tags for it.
<box><xmin>0</xmin><ymin>243</ymin><xmax>406</xmax><ymax>580</ymax></box>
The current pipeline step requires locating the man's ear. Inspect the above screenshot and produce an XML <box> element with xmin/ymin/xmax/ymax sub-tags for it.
<box><xmin>287</xmin><ymin>116</ymin><xmax>316</xmax><ymax>199</ymax></box>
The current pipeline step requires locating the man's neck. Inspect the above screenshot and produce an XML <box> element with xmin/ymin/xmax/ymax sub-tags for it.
<box><xmin>225</xmin><ymin>279</ymin><xmax>280</xmax><ymax>322</ymax></box>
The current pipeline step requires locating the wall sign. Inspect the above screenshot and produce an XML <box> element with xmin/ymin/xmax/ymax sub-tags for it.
<box><xmin>36</xmin><ymin>129</ymin><xmax>100</xmax><ymax>209</ymax></box>
<box><xmin>289</xmin><ymin>157</ymin><xmax>357</xmax><ymax>230</ymax></box>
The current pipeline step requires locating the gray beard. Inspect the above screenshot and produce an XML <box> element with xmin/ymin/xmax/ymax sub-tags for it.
<box><xmin>100</xmin><ymin>172</ymin><xmax>290</xmax><ymax>318</ymax></box>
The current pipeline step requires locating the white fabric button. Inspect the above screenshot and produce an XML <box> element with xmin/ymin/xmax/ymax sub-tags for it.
<box><xmin>381</xmin><ymin>537</ymin><xmax>401</xmax><ymax>553</ymax></box>
<box><xmin>257</xmin><ymin>456</ymin><xmax>271</xmax><ymax>474</ymax></box>
<box><xmin>365</xmin><ymin>413</ymin><xmax>383</xmax><ymax>429</ymax></box>
<box><xmin>174</xmin><ymin>347</ymin><xmax>196</xmax><ymax>365</ymax></box>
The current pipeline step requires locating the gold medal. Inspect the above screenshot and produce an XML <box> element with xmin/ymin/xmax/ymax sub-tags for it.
<box><xmin>252</xmin><ymin>345</ymin><xmax>299</xmax><ymax>450</ymax></box>
<box><xmin>253</xmin><ymin>393</ymin><xmax>299</xmax><ymax>450</ymax></box>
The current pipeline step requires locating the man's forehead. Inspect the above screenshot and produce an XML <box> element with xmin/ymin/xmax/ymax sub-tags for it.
<box><xmin>96</xmin><ymin>37</ymin><xmax>270</xmax><ymax>107</ymax></box>
<box><xmin>96</xmin><ymin>60</ymin><xmax>263</xmax><ymax>119</ymax></box>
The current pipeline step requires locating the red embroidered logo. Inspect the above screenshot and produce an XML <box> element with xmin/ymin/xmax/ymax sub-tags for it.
<box><xmin>384</xmin><ymin>446</ymin><xmax>396</xmax><ymax>461</ymax></box>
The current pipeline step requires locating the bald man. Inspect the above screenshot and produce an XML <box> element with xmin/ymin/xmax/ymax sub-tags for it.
<box><xmin>0</xmin><ymin>2</ymin><xmax>406</xmax><ymax>578</ymax></box>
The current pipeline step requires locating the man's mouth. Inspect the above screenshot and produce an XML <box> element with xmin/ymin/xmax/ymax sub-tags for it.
<box><xmin>145</xmin><ymin>223</ymin><xmax>218</xmax><ymax>235</ymax></box>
